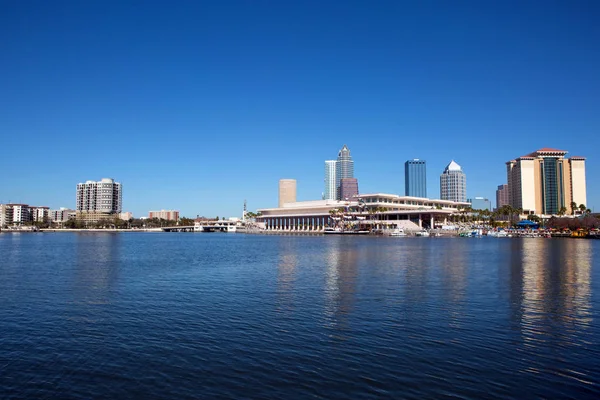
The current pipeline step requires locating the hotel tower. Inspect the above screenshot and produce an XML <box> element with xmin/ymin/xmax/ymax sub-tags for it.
<box><xmin>506</xmin><ymin>148</ymin><xmax>586</xmax><ymax>215</ymax></box>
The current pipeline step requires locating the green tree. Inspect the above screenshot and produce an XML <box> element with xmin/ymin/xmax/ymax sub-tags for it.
<box><xmin>579</xmin><ymin>204</ymin><xmax>587</xmax><ymax>214</ymax></box>
<box><xmin>558</xmin><ymin>206</ymin><xmax>567</xmax><ymax>216</ymax></box>
<box><xmin>570</xmin><ymin>201</ymin><xmax>578</xmax><ymax>215</ymax></box>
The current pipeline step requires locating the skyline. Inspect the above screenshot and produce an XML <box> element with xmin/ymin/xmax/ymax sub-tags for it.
<box><xmin>1</xmin><ymin>1</ymin><xmax>599</xmax><ymax>216</ymax></box>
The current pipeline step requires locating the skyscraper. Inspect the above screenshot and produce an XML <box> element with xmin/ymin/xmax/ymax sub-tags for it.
<box><xmin>324</xmin><ymin>160</ymin><xmax>337</xmax><ymax>200</ymax></box>
<box><xmin>335</xmin><ymin>144</ymin><xmax>354</xmax><ymax>200</ymax></box>
<box><xmin>76</xmin><ymin>178</ymin><xmax>122</xmax><ymax>213</ymax></box>
<box><xmin>496</xmin><ymin>184</ymin><xmax>509</xmax><ymax>209</ymax></box>
<box><xmin>506</xmin><ymin>148</ymin><xmax>586</xmax><ymax>215</ymax></box>
<box><xmin>278</xmin><ymin>179</ymin><xmax>297</xmax><ymax>207</ymax></box>
<box><xmin>340</xmin><ymin>178</ymin><xmax>359</xmax><ymax>201</ymax></box>
<box><xmin>440</xmin><ymin>160</ymin><xmax>467</xmax><ymax>202</ymax></box>
<box><xmin>405</xmin><ymin>159</ymin><xmax>427</xmax><ymax>198</ymax></box>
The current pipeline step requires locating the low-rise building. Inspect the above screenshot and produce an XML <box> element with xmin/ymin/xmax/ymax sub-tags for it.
<box><xmin>119</xmin><ymin>212</ymin><xmax>133</xmax><ymax>221</ymax></box>
<box><xmin>50</xmin><ymin>208</ymin><xmax>76</xmax><ymax>224</ymax></box>
<box><xmin>148</xmin><ymin>210</ymin><xmax>179</xmax><ymax>221</ymax></box>
<box><xmin>468</xmin><ymin>197</ymin><xmax>492</xmax><ymax>211</ymax></box>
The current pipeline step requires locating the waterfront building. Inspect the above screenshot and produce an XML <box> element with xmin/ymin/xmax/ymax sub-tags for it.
<box><xmin>340</xmin><ymin>178</ymin><xmax>359</xmax><ymax>201</ymax></box>
<box><xmin>496</xmin><ymin>184</ymin><xmax>509</xmax><ymax>210</ymax></box>
<box><xmin>76</xmin><ymin>178</ymin><xmax>122</xmax><ymax>214</ymax></box>
<box><xmin>405</xmin><ymin>159</ymin><xmax>427</xmax><ymax>198</ymax></box>
<box><xmin>0</xmin><ymin>204</ymin><xmax>50</xmax><ymax>226</ymax></box>
<box><xmin>468</xmin><ymin>197</ymin><xmax>492</xmax><ymax>211</ymax></box>
<box><xmin>119</xmin><ymin>212</ymin><xmax>134</xmax><ymax>221</ymax></box>
<box><xmin>440</xmin><ymin>161</ymin><xmax>467</xmax><ymax>203</ymax></box>
<box><xmin>279</xmin><ymin>179</ymin><xmax>297</xmax><ymax>208</ymax></box>
<box><xmin>258</xmin><ymin>194</ymin><xmax>469</xmax><ymax>232</ymax></box>
<box><xmin>148</xmin><ymin>210</ymin><xmax>179</xmax><ymax>221</ymax></box>
<box><xmin>506</xmin><ymin>148</ymin><xmax>586</xmax><ymax>215</ymax></box>
<box><xmin>31</xmin><ymin>206</ymin><xmax>49</xmax><ymax>222</ymax></box>
<box><xmin>50</xmin><ymin>208</ymin><xmax>76</xmax><ymax>224</ymax></box>
<box><xmin>324</xmin><ymin>160</ymin><xmax>337</xmax><ymax>200</ymax></box>
<box><xmin>335</xmin><ymin>145</ymin><xmax>354</xmax><ymax>200</ymax></box>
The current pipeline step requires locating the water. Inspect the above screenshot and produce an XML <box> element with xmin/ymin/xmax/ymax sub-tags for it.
<box><xmin>1</xmin><ymin>233</ymin><xmax>599</xmax><ymax>399</ymax></box>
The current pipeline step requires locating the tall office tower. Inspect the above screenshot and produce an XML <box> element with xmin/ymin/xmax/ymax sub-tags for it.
<box><xmin>506</xmin><ymin>148</ymin><xmax>586</xmax><ymax>215</ymax></box>
<box><xmin>278</xmin><ymin>179</ymin><xmax>297</xmax><ymax>208</ymax></box>
<box><xmin>335</xmin><ymin>144</ymin><xmax>354</xmax><ymax>200</ymax></box>
<box><xmin>405</xmin><ymin>159</ymin><xmax>427</xmax><ymax>198</ymax></box>
<box><xmin>496</xmin><ymin>184</ymin><xmax>509</xmax><ymax>209</ymax></box>
<box><xmin>440</xmin><ymin>160</ymin><xmax>467</xmax><ymax>203</ymax></box>
<box><xmin>340</xmin><ymin>178</ymin><xmax>359</xmax><ymax>201</ymax></box>
<box><xmin>324</xmin><ymin>160</ymin><xmax>337</xmax><ymax>200</ymax></box>
<box><xmin>76</xmin><ymin>178</ymin><xmax>122</xmax><ymax>213</ymax></box>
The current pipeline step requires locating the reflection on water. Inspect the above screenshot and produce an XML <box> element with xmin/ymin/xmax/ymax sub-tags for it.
<box><xmin>519</xmin><ymin>239</ymin><xmax>592</xmax><ymax>346</ymax></box>
<box><xmin>323</xmin><ymin>238</ymin><xmax>359</xmax><ymax>335</ymax></box>
<box><xmin>73</xmin><ymin>233</ymin><xmax>121</xmax><ymax>303</ymax></box>
<box><xmin>276</xmin><ymin>239</ymin><xmax>297</xmax><ymax>312</ymax></box>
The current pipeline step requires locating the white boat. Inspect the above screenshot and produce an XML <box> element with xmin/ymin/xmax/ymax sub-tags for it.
<box><xmin>323</xmin><ymin>227</ymin><xmax>369</xmax><ymax>235</ymax></box>
<box><xmin>389</xmin><ymin>228</ymin><xmax>407</xmax><ymax>237</ymax></box>
<box><xmin>415</xmin><ymin>230</ymin><xmax>430</xmax><ymax>237</ymax></box>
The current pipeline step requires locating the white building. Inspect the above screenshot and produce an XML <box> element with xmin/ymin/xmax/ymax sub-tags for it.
<box><xmin>440</xmin><ymin>160</ymin><xmax>467</xmax><ymax>203</ymax></box>
<box><xmin>76</xmin><ymin>178</ymin><xmax>122</xmax><ymax>213</ymax></box>
<box><xmin>324</xmin><ymin>160</ymin><xmax>337</xmax><ymax>200</ymax></box>
<box><xmin>50</xmin><ymin>208</ymin><xmax>76</xmax><ymax>223</ymax></box>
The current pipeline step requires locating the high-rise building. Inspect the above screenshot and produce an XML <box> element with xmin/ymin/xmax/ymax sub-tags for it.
<box><xmin>496</xmin><ymin>184</ymin><xmax>509</xmax><ymax>210</ymax></box>
<box><xmin>405</xmin><ymin>159</ymin><xmax>427</xmax><ymax>198</ymax></box>
<box><xmin>324</xmin><ymin>160</ymin><xmax>337</xmax><ymax>200</ymax></box>
<box><xmin>148</xmin><ymin>210</ymin><xmax>179</xmax><ymax>221</ymax></box>
<box><xmin>335</xmin><ymin>145</ymin><xmax>354</xmax><ymax>200</ymax></box>
<box><xmin>340</xmin><ymin>178</ymin><xmax>359</xmax><ymax>201</ymax></box>
<box><xmin>440</xmin><ymin>160</ymin><xmax>467</xmax><ymax>203</ymax></box>
<box><xmin>278</xmin><ymin>179</ymin><xmax>297</xmax><ymax>207</ymax></box>
<box><xmin>506</xmin><ymin>148</ymin><xmax>586</xmax><ymax>215</ymax></box>
<box><xmin>76</xmin><ymin>178</ymin><xmax>122</xmax><ymax>213</ymax></box>
<box><xmin>468</xmin><ymin>197</ymin><xmax>492</xmax><ymax>211</ymax></box>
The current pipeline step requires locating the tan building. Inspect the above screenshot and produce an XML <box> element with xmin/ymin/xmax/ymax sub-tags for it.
<box><xmin>506</xmin><ymin>148</ymin><xmax>586</xmax><ymax>215</ymax></box>
<box><xmin>278</xmin><ymin>179</ymin><xmax>297</xmax><ymax>208</ymax></box>
<box><xmin>148</xmin><ymin>210</ymin><xmax>179</xmax><ymax>221</ymax></box>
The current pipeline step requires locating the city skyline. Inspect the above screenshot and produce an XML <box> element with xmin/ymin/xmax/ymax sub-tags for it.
<box><xmin>1</xmin><ymin>2</ymin><xmax>598</xmax><ymax>216</ymax></box>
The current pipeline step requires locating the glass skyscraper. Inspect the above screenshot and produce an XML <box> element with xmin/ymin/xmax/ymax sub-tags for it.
<box><xmin>324</xmin><ymin>160</ymin><xmax>337</xmax><ymax>200</ymax></box>
<box><xmin>335</xmin><ymin>145</ymin><xmax>354</xmax><ymax>200</ymax></box>
<box><xmin>405</xmin><ymin>159</ymin><xmax>427</xmax><ymax>198</ymax></box>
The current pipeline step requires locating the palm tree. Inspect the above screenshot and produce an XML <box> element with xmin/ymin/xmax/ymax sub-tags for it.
<box><xmin>570</xmin><ymin>201</ymin><xmax>578</xmax><ymax>215</ymax></box>
<box><xmin>558</xmin><ymin>206</ymin><xmax>567</xmax><ymax>216</ymax></box>
<box><xmin>579</xmin><ymin>204</ymin><xmax>587</xmax><ymax>214</ymax></box>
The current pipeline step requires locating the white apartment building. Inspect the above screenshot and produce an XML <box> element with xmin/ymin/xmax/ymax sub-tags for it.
<box><xmin>148</xmin><ymin>210</ymin><xmax>179</xmax><ymax>221</ymax></box>
<box><xmin>76</xmin><ymin>178</ymin><xmax>122</xmax><ymax>213</ymax></box>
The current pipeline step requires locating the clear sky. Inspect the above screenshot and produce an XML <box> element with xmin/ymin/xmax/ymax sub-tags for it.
<box><xmin>1</xmin><ymin>1</ymin><xmax>599</xmax><ymax>218</ymax></box>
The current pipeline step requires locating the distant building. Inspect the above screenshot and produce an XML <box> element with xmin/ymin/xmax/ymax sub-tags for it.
<box><xmin>440</xmin><ymin>160</ymin><xmax>467</xmax><ymax>203</ymax></box>
<box><xmin>278</xmin><ymin>179</ymin><xmax>297</xmax><ymax>207</ymax></box>
<box><xmin>324</xmin><ymin>160</ymin><xmax>337</xmax><ymax>200</ymax></box>
<box><xmin>496</xmin><ymin>184</ymin><xmax>509</xmax><ymax>210</ymax></box>
<box><xmin>50</xmin><ymin>208</ymin><xmax>76</xmax><ymax>224</ymax></box>
<box><xmin>76</xmin><ymin>178</ymin><xmax>122</xmax><ymax>214</ymax></box>
<box><xmin>148</xmin><ymin>210</ymin><xmax>179</xmax><ymax>221</ymax></box>
<box><xmin>340</xmin><ymin>178</ymin><xmax>359</xmax><ymax>201</ymax></box>
<box><xmin>405</xmin><ymin>159</ymin><xmax>427</xmax><ymax>198</ymax></box>
<box><xmin>468</xmin><ymin>197</ymin><xmax>492</xmax><ymax>211</ymax></box>
<box><xmin>119</xmin><ymin>212</ymin><xmax>134</xmax><ymax>221</ymax></box>
<box><xmin>0</xmin><ymin>204</ymin><xmax>50</xmax><ymax>226</ymax></box>
<box><xmin>506</xmin><ymin>148</ymin><xmax>586</xmax><ymax>215</ymax></box>
<box><xmin>335</xmin><ymin>145</ymin><xmax>354</xmax><ymax>200</ymax></box>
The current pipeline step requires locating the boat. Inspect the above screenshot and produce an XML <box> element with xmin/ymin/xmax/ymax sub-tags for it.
<box><xmin>389</xmin><ymin>228</ymin><xmax>407</xmax><ymax>237</ymax></box>
<box><xmin>415</xmin><ymin>230</ymin><xmax>430</xmax><ymax>237</ymax></box>
<box><xmin>323</xmin><ymin>226</ymin><xmax>369</xmax><ymax>235</ymax></box>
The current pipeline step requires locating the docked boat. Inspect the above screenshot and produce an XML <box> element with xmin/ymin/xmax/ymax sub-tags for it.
<box><xmin>389</xmin><ymin>228</ymin><xmax>407</xmax><ymax>237</ymax></box>
<box><xmin>323</xmin><ymin>227</ymin><xmax>369</xmax><ymax>235</ymax></box>
<box><xmin>415</xmin><ymin>230</ymin><xmax>430</xmax><ymax>237</ymax></box>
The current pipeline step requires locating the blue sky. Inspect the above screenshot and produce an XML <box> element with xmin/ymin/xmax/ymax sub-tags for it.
<box><xmin>1</xmin><ymin>1</ymin><xmax>599</xmax><ymax>217</ymax></box>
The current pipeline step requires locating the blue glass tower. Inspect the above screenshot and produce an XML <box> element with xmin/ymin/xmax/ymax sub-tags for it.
<box><xmin>405</xmin><ymin>159</ymin><xmax>427</xmax><ymax>198</ymax></box>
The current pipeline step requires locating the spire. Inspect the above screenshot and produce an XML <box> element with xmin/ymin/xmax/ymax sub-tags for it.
<box><xmin>444</xmin><ymin>160</ymin><xmax>462</xmax><ymax>172</ymax></box>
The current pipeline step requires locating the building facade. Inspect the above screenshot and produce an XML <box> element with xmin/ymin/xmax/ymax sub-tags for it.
<box><xmin>278</xmin><ymin>179</ymin><xmax>297</xmax><ymax>208</ymax></box>
<box><xmin>496</xmin><ymin>184</ymin><xmax>509</xmax><ymax>210</ymax></box>
<box><xmin>76</xmin><ymin>178</ymin><xmax>122</xmax><ymax>213</ymax></box>
<box><xmin>50</xmin><ymin>208</ymin><xmax>76</xmax><ymax>224</ymax></box>
<box><xmin>1</xmin><ymin>204</ymin><xmax>50</xmax><ymax>226</ymax></box>
<box><xmin>440</xmin><ymin>160</ymin><xmax>467</xmax><ymax>203</ymax></box>
<box><xmin>324</xmin><ymin>160</ymin><xmax>337</xmax><ymax>200</ymax></box>
<box><xmin>335</xmin><ymin>145</ymin><xmax>354</xmax><ymax>200</ymax></box>
<box><xmin>506</xmin><ymin>148</ymin><xmax>586</xmax><ymax>215</ymax></box>
<box><xmin>468</xmin><ymin>197</ymin><xmax>492</xmax><ymax>211</ymax></box>
<box><xmin>340</xmin><ymin>178</ymin><xmax>359</xmax><ymax>201</ymax></box>
<box><xmin>148</xmin><ymin>210</ymin><xmax>179</xmax><ymax>221</ymax></box>
<box><xmin>405</xmin><ymin>159</ymin><xmax>427</xmax><ymax>198</ymax></box>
